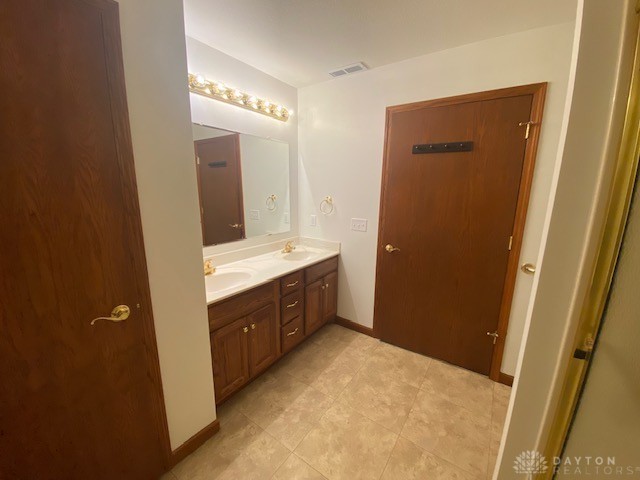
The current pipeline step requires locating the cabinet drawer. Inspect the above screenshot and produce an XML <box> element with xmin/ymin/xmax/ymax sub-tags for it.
<box><xmin>281</xmin><ymin>315</ymin><xmax>304</xmax><ymax>353</ymax></box>
<box><xmin>305</xmin><ymin>256</ymin><xmax>338</xmax><ymax>284</ymax></box>
<box><xmin>208</xmin><ymin>282</ymin><xmax>275</xmax><ymax>331</ymax></box>
<box><xmin>281</xmin><ymin>290</ymin><xmax>303</xmax><ymax>326</ymax></box>
<box><xmin>280</xmin><ymin>270</ymin><xmax>303</xmax><ymax>296</ymax></box>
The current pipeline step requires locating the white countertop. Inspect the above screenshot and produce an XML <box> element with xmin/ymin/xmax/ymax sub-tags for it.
<box><xmin>205</xmin><ymin>244</ymin><xmax>339</xmax><ymax>305</ymax></box>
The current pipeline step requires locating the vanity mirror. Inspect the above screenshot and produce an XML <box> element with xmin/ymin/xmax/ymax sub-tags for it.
<box><xmin>192</xmin><ymin>123</ymin><xmax>290</xmax><ymax>246</ymax></box>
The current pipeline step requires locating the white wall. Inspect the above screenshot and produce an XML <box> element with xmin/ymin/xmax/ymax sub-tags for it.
<box><xmin>497</xmin><ymin>1</ymin><xmax>638</xmax><ymax>476</ymax></box>
<box><xmin>239</xmin><ymin>135</ymin><xmax>290</xmax><ymax>238</ymax></box>
<box><xmin>298</xmin><ymin>22</ymin><xmax>575</xmax><ymax>375</ymax></box>
<box><xmin>117</xmin><ymin>0</ymin><xmax>216</xmax><ymax>450</ymax></box>
<box><xmin>185</xmin><ymin>37</ymin><xmax>299</xmax><ymax>256</ymax></box>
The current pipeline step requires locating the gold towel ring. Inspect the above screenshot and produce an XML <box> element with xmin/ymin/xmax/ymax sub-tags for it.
<box><xmin>320</xmin><ymin>196</ymin><xmax>334</xmax><ymax>215</ymax></box>
<box><xmin>266</xmin><ymin>194</ymin><xmax>277</xmax><ymax>211</ymax></box>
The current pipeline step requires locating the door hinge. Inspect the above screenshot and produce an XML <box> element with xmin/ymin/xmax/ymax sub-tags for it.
<box><xmin>487</xmin><ymin>331</ymin><xmax>499</xmax><ymax>345</ymax></box>
<box><xmin>518</xmin><ymin>121</ymin><xmax>537</xmax><ymax>140</ymax></box>
<box><xmin>196</xmin><ymin>156</ymin><xmax>200</xmax><ymax>165</ymax></box>
<box><xmin>508</xmin><ymin>235</ymin><xmax>513</xmax><ymax>251</ymax></box>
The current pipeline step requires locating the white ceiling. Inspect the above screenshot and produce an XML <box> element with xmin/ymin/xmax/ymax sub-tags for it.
<box><xmin>183</xmin><ymin>0</ymin><xmax>577</xmax><ymax>88</ymax></box>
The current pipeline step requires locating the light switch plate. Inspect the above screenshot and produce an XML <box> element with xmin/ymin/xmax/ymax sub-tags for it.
<box><xmin>351</xmin><ymin>218</ymin><xmax>368</xmax><ymax>232</ymax></box>
<box><xmin>310</xmin><ymin>214</ymin><xmax>317</xmax><ymax>227</ymax></box>
<box><xmin>249</xmin><ymin>209</ymin><xmax>260</xmax><ymax>221</ymax></box>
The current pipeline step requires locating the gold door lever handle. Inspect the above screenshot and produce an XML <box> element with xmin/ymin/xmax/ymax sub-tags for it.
<box><xmin>229</xmin><ymin>223</ymin><xmax>243</xmax><ymax>229</ymax></box>
<box><xmin>521</xmin><ymin>263</ymin><xmax>536</xmax><ymax>275</ymax></box>
<box><xmin>91</xmin><ymin>305</ymin><xmax>130</xmax><ymax>326</ymax></box>
<box><xmin>385</xmin><ymin>244</ymin><xmax>400</xmax><ymax>253</ymax></box>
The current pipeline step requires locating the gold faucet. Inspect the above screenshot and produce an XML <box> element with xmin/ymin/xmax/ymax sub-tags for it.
<box><xmin>282</xmin><ymin>241</ymin><xmax>295</xmax><ymax>253</ymax></box>
<box><xmin>204</xmin><ymin>259</ymin><xmax>216</xmax><ymax>276</ymax></box>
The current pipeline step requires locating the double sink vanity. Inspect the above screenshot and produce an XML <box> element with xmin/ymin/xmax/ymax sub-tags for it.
<box><xmin>203</xmin><ymin>240</ymin><xmax>339</xmax><ymax>403</ymax></box>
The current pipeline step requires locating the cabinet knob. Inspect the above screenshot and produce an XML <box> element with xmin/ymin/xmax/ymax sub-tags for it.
<box><xmin>243</xmin><ymin>326</ymin><xmax>249</xmax><ymax>333</ymax></box>
<box><xmin>321</xmin><ymin>285</ymin><xmax>326</xmax><ymax>290</ymax></box>
<box><xmin>251</xmin><ymin>323</ymin><xmax>256</xmax><ymax>330</ymax></box>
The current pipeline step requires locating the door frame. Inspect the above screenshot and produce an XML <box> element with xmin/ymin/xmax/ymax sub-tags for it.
<box><xmin>542</xmin><ymin>18</ymin><xmax>640</xmax><ymax>467</ymax></box>
<box><xmin>372</xmin><ymin>83</ymin><xmax>547</xmax><ymax>382</ymax></box>
<box><xmin>96</xmin><ymin>1</ymin><xmax>174</xmax><ymax>467</ymax></box>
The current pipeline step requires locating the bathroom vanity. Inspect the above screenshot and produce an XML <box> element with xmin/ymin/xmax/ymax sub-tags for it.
<box><xmin>206</xmin><ymin>246</ymin><xmax>339</xmax><ymax>404</ymax></box>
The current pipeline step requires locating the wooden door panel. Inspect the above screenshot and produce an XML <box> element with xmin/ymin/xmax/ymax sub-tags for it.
<box><xmin>0</xmin><ymin>1</ymin><xmax>167</xmax><ymax>478</ymax></box>
<box><xmin>305</xmin><ymin>280</ymin><xmax>324</xmax><ymax>335</ymax></box>
<box><xmin>211</xmin><ymin>318</ymin><xmax>250</xmax><ymax>403</ymax></box>
<box><xmin>195</xmin><ymin>134</ymin><xmax>245</xmax><ymax>245</ymax></box>
<box><xmin>376</xmin><ymin>93</ymin><xmax>533</xmax><ymax>375</ymax></box>
<box><xmin>249</xmin><ymin>304</ymin><xmax>278</xmax><ymax>376</ymax></box>
<box><xmin>323</xmin><ymin>271</ymin><xmax>338</xmax><ymax>323</ymax></box>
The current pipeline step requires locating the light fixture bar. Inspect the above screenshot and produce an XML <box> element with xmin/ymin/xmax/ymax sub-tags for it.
<box><xmin>188</xmin><ymin>73</ymin><xmax>290</xmax><ymax>122</ymax></box>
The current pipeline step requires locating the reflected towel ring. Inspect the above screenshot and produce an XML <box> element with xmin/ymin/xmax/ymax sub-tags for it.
<box><xmin>266</xmin><ymin>194</ymin><xmax>277</xmax><ymax>211</ymax></box>
<box><xmin>320</xmin><ymin>196</ymin><xmax>334</xmax><ymax>215</ymax></box>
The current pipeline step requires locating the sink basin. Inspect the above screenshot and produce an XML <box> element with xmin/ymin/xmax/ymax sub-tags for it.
<box><xmin>205</xmin><ymin>269</ymin><xmax>254</xmax><ymax>293</ymax></box>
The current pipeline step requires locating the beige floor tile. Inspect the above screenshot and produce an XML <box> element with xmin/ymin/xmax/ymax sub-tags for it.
<box><xmin>160</xmin><ymin>472</ymin><xmax>178</xmax><ymax>480</ymax></box>
<box><xmin>337</xmin><ymin>370</ymin><xmax>418</xmax><ymax>433</ymax></box>
<box><xmin>295</xmin><ymin>403</ymin><xmax>398</xmax><ymax>480</ymax></box>
<box><xmin>401</xmin><ymin>390</ymin><xmax>491</xmax><ymax>476</ymax></box>
<box><xmin>359</xmin><ymin>342</ymin><xmax>432</xmax><ymax>388</ymax></box>
<box><xmin>491</xmin><ymin>383</ymin><xmax>511</xmax><ymax>438</ymax></box>
<box><xmin>486</xmin><ymin>436</ymin><xmax>501</xmax><ymax>480</ymax></box>
<box><xmin>230</xmin><ymin>372</ymin><xmax>334</xmax><ymax>450</ymax></box>
<box><xmin>381</xmin><ymin>437</ymin><xmax>480</xmax><ymax>480</ymax></box>
<box><xmin>273</xmin><ymin>454</ymin><xmax>328</xmax><ymax>480</ymax></box>
<box><xmin>172</xmin><ymin>410</ymin><xmax>289</xmax><ymax>480</ymax></box>
<box><xmin>420</xmin><ymin>360</ymin><xmax>494</xmax><ymax>420</ymax></box>
<box><xmin>311</xmin><ymin>324</ymin><xmax>379</xmax><ymax>352</ymax></box>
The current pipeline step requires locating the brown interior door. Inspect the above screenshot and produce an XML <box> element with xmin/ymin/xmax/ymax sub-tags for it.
<box><xmin>211</xmin><ymin>318</ymin><xmax>250</xmax><ymax>403</ymax></box>
<box><xmin>249</xmin><ymin>304</ymin><xmax>278</xmax><ymax>376</ymax></box>
<box><xmin>195</xmin><ymin>134</ymin><xmax>245</xmax><ymax>245</ymax></box>
<box><xmin>375</xmin><ymin>91</ymin><xmax>536</xmax><ymax>375</ymax></box>
<box><xmin>0</xmin><ymin>1</ymin><xmax>168</xmax><ymax>478</ymax></box>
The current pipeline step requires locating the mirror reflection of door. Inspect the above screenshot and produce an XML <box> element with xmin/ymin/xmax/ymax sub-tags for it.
<box><xmin>195</xmin><ymin>133</ymin><xmax>245</xmax><ymax>245</ymax></box>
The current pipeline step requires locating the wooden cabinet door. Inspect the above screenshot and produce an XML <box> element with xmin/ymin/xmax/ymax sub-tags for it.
<box><xmin>305</xmin><ymin>279</ymin><xmax>324</xmax><ymax>335</ymax></box>
<box><xmin>211</xmin><ymin>317</ymin><xmax>250</xmax><ymax>403</ymax></box>
<box><xmin>323</xmin><ymin>271</ymin><xmax>338</xmax><ymax>323</ymax></box>
<box><xmin>249</xmin><ymin>304</ymin><xmax>278</xmax><ymax>376</ymax></box>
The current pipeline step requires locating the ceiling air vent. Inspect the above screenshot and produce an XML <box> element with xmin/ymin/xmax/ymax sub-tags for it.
<box><xmin>329</xmin><ymin>62</ymin><xmax>368</xmax><ymax>78</ymax></box>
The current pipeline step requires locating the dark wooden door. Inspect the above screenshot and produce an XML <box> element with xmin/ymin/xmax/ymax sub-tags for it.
<box><xmin>375</xmin><ymin>92</ymin><xmax>535</xmax><ymax>375</ymax></box>
<box><xmin>305</xmin><ymin>280</ymin><xmax>324</xmax><ymax>335</ymax></box>
<box><xmin>323</xmin><ymin>271</ymin><xmax>338</xmax><ymax>323</ymax></box>
<box><xmin>249</xmin><ymin>304</ymin><xmax>278</xmax><ymax>376</ymax></box>
<box><xmin>195</xmin><ymin>134</ymin><xmax>245</xmax><ymax>245</ymax></box>
<box><xmin>0</xmin><ymin>1</ymin><xmax>168</xmax><ymax>478</ymax></box>
<box><xmin>211</xmin><ymin>317</ymin><xmax>250</xmax><ymax>403</ymax></box>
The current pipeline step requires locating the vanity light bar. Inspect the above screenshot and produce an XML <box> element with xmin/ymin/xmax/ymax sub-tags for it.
<box><xmin>188</xmin><ymin>73</ymin><xmax>290</xmax><ymax>122</ymax></box>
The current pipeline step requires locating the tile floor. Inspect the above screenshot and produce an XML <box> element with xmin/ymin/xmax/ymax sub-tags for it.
<box><xmin>163</xmin><ymin>324</ymin><xmax>511</xmax><ymax>480</ymax></box>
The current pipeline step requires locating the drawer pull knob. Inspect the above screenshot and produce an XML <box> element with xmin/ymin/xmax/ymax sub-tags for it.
<box><xmin>286</xmin><ymin>300</ymin><xmax>299</xmax><ymax>309</ymax></box>
<box><xmin>243</xmin><ymin>326</ymin><xmax>249</xmax><ymax>333</ymax></box>
<box><xmin>286</xmin><ymin>328</ymin><xmax>299</xmax><ymax>337</ymax></box>
<box><xmin>321</xmin><ymin>285</ymin><xmax>325</xmax><ymax>290</ymax></box>
<box><xmin>251</xmin><ymin>323</ymin><xmax>256</xmax><ymax>330</ymax></box>
<box><xmin>286</xmin><ymin>281</ymin><xmax>299</xmax><ymax>287</ymax></box>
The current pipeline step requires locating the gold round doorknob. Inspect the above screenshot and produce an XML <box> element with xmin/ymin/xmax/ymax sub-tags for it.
<box><xmin>385</xmin><ymin>244</ymin><xmax>400</xmax><ymax>253</ymax></box>
<box><xmin>521</xmin><ymin>263</ymin><xmax>536</xmax><ymax>275</ymax></box>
